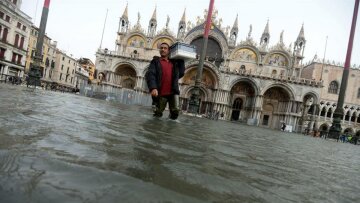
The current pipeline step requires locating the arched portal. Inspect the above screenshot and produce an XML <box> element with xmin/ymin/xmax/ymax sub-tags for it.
<box><xmin>115</xmin><ymin>64</ymin><xmax>137</xmax><ymax>89</ymax></box>
<box><xmin>319</xmin><ymin>123</ymin><xmax>329</xmax><ymax>137</ymax></box>
<box><xmin>182</xmin><ymin>88</ymin><xmax>207</xmax><ymax>114</ymax></box>
<box><xmin>261</xmin><ymin>86</ymin><xmax>291</xmax><ymax>128</ymax></box>
<box><xmin>344</xmin><ymin>128</ymin><xmax>354</xmax><ymax>135</ymax></box>
<box><xmin>230</xmin><ymin>80</ymin><xmax>256</xmax><ymax>122</ymax></box>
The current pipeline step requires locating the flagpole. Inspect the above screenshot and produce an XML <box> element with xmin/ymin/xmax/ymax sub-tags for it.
<box><xmin>188</xmin><ymin>0</ymin><xmax>215</xmax><ymax>114</ymax></box>
<box><xmin>328</xmin><ymin>0</ymin><xmax>359</xmax><ymax>139</ymax></box>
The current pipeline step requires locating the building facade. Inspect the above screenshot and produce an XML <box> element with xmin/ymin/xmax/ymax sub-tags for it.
<box><xmin>25</xmin><ymin>25</ymin><xmax>56</xmax><ymax>78</ymax></box>
<box><xmin>95</xmin><ymin>5</ymin><xmax>360</xmax><ymax>135</ymax></box>
<box><xmin>78</xmin><ymin>57</ymin><xmax>95</xmax><ymax>82</ymax></box>
<box><xmin>0</xmin><ymin>0</ymin><xmax>31</xmax><ymax>81</ymax></box>
<box><xmin>49</xmin><ymin>50</ymin><xmax>77</xmax><ymax>91</ymax></box>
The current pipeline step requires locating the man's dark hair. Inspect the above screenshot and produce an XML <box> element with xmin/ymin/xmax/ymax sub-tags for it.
<box><xmin>160</xmin><ymin>42</ymin><xmax>170</xmax><ymax>48</ymax></box>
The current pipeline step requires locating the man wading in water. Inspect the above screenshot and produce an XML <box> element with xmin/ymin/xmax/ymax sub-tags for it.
<box><xmin>146</xmin><ymin>42</ymin><xmax>185</xmax><ymax>120</ymax></box>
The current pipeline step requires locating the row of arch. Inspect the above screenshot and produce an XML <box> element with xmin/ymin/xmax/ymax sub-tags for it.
<box><xmin>124</xmin><ymin>23</ymin><xmax>293</xmax><ymax>68</ymax></box>
<box><xmin>319</xmin><ymin>123</ymin><xmax>360</xmax><ymax>136</ymax></box>
<box><xmin>102</xmin><ymin>60</ymin><xmax>320</xmax><ymax>104</ymax></box>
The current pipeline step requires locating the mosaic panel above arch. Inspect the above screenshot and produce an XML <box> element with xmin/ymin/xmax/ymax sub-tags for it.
<box><xmin>152</xmin><ymin>37</ymin><xmax>174</xmax><ymax>49</ymax></box>
<box><xmin>127</xmin><ymin>35</ymin><xmax>146</xmax><ymax>48</ymax></box>
<box><xmin>231</xmin><ymin>81</ymin><xmax>256</xmax><ymax>97</ymax></box>
<box><xmin>182</xmin><ymin>68</ymin><xmax>216</xmax><ymax>89</ymax></box>
<box><xmin>266</xmin><ymin>53</ymin><xmax>288</xmax><ymax>66</ymax></box>
<box><xmin>232</xmin><ymin>48</ymin><xmax>257</xmax><ymax>62</ymax></box>
<box><xmin>264</xmin><ymin>87</ymin><xmax>291</xmax><ymax>101</ymax></box>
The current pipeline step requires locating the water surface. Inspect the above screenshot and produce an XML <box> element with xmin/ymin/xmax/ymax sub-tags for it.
<box><xmin>0</xmin><ymin>84</ymin><xmax>359</xmax><ymax>203</ymax></box>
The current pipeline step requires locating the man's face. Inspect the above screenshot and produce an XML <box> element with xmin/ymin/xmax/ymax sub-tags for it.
<box><xmin>159</xmin><ymin>44</ymin><xmax>169</xmax><ymax>57</ymax></box>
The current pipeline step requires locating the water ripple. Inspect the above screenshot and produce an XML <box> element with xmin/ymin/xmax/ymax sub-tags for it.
<box><xmin>0</xmin><ymin>84</ymin><xmax>359</xmax><ymax>203</ymax></box>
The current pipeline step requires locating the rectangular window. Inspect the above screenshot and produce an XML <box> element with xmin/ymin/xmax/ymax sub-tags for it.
<box><xmin>17</xmin><ymin>22</ymin><xmax>21</xmax><ymax>28</ymax></box>
<box><xmin>0</xmin><ymin>11</ymin><xmax>4</xmax><ymax>19</ymax></box>
<box><xmin>62</xmin><ymin>56</ymin><xmax>65</xmax><ymax>61</ymax></box>
<box><xmin>358</xmin><ymin>88</ymin><xmax>360</xmax><ymax>99</ymax></box>
<box><xmin>13</xmin><ymin>0</ymin><xmax>18</xmax><ymax>5</ymax></box>
<box><xmin>5</xmin><ymin>15</ymin><xmax>10</xmax><ymax>22</ymax></box>
<box><xmin>61</xmin><ymin>65</ymin><xmax>64</xmax><ymax>70</ymax></box>
<box><xmin>22</xmin><ymin>25</ymin><xmax>26</xmax><ymax>31</ymax></box>
<box><xmin>60</xmin><ymin>73</ymin><xmax>62</xmax><ymax>80</ymax></box>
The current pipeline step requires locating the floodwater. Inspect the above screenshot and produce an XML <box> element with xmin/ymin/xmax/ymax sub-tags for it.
<box><xmin>0</xmin><ymin>84</ymin><xmax>359</xmax><ymax>203</ymax></box>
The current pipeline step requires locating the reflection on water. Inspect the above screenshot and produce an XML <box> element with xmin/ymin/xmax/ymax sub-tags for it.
<box><xmin>0</xmin><ymin>84</ymin><xmax>359</xmax><ymax>203</ymax></box>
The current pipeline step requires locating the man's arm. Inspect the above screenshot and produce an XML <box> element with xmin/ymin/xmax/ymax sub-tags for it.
<box><xmin>178</xmin><ymin>59</ymin><xmax>185</xmax><ymax>79</ymax></box>
<box><xmin>146</xmin><ymin>60</ymin><xmax>158</xmax><ymax>92</ymax></box>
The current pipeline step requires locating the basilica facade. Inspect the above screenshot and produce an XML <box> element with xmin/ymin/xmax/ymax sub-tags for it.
<box><xmin>95</xmin><ymin>5</ymin><xmax>360</xmax><ymax>135</ymax></box>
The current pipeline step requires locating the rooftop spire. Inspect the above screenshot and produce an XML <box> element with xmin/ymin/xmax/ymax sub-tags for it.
<box><xmin>232</xmin><ymin>14</ymin><xmax>238</xmax><ymax>29</ymax></box>
<box><xmin>122</xmin><ymin>2</ymin><xmax>128</xmax><ymax>20</ymax></box>
<box><xmin>151</xmin><ymin>6</ymin><xmax>157</xmax><ymax>21</ymax></box>
<box><xmin>180</xmin><ymin>8</ymin><xmax>186</xmax><ymax>23</ymax></box>
<box><xmin>263</xmin><ymin>19</ymin><xmax>270</xmax><ymax>34</ymax></box>
<box><xmin>298</xmin><ymin>23</ymin><xmax>305</xmax><ymax>39</ymax></box>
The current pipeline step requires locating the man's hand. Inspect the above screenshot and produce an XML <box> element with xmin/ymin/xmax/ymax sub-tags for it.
<box><xmin>151</xmin><ymin>89</ymin><xmax>158</xmax><ymax>97</ymax></box>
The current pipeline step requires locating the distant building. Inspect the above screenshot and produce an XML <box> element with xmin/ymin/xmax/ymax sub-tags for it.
<box><xmin>25</xmin><ymin>25</ymin><xmax>57</xmax><ymax>81</ymax></box>
<box><xmin>74</xmin><ymin>64</ymin><xmax>89</xmax><ymax>92</ymax></box>
<box><xmin>48</xmin><ymin>50</ymin><xmax>77</xmax><ymax>91</ymax></box>
<box><xmin>77</xmin><ymin>57</ymin><xmax>95</xmax><ymax>82</ymax></box>
<box><xmin>95</xmin><ymin>5</ymin><xmax>360</xmax><ymax>135</ymax></box>
<box><xmin>0</xmin><ymin>0</ymin><xmax>31</xmax><ymax>81</ymax></box>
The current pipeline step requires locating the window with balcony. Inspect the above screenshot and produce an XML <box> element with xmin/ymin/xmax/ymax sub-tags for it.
<box><xmin>45</xmin><ymin>58</ymin><xmax>49</xmax><ymax>67</ymax></box>
<box><xmin>17</xmin><ymin>55</ymin><xmax>22</xmax><ymax>64</ymax></box>
<box><xmin>2</xmin><ymin>28</ymin><xmax>8</xmax><ymax>42</ymax></box>
<box><xmin>328</xmin><ymin>81</ymin><xmax>339</xmax><ymax>94</ymax></box>
<box><xmin>0</xmin><ymin>48</ymin><xmax>6</xmax><ymax>59</ymax></box>
<box><xmin>19</xmin><ymin>36</ymin><xmax>24</xmax><ymax>49</ymax></box>
<box><xmin>11</xmin><ymin>53</ymin><xmax>16</xmax><ymax>63</ymax></box>
<box><xmin>14</xmin><ymin>34</ymin><xmax>19</xmax><ymax>47</ymax></box>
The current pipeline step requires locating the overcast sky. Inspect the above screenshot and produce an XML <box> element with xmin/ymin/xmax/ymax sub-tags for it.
<box><xmin>21</xmin><ymin>0</ymin><xmax>360</xmax><ymax>66</ymax></box>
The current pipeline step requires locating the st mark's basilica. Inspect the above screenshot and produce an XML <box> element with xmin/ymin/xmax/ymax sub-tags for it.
<box><xmin>95</xmin><ymin>5</ymin><xmax>360</xmax><ymax>135</ymax></box>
